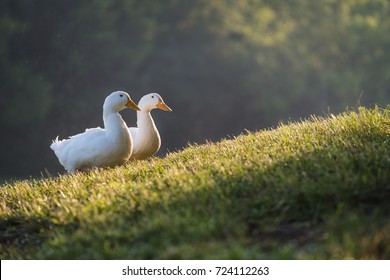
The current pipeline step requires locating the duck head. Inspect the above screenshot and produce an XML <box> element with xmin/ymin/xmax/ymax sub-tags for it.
<box><xmin>104</xmin><ymin>91</ymin><xmax>141</xmax><ymax>112</ymax></box>
<box><xmin>138</xmin><ymin>93</ymin><xmax>172</xmax><ymax>112</ymax></box>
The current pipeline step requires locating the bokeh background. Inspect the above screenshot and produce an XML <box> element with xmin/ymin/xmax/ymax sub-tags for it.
<box><xmin>1</xmin><ymin>0</ymin><xmax>389</xmax><ymax>179</ymax></box>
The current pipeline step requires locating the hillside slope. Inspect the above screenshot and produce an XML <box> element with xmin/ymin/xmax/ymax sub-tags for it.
<box><xmin>1</xmin><ymin>107</ymin><xmax>389</xmax><ymax>259</ymax></box>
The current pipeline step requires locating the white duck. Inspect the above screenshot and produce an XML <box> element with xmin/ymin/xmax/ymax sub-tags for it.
<box><xmin>129</xmin><ymin>93</ymin><xmax>172</xmax><ymax>160</ymax></box>
<box><xmin>51</xmin><ymin>91</ymin><xmax>140</xmax><ymax>172</ymax></box>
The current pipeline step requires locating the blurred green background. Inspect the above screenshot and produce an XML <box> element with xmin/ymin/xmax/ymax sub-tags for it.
<box><xmin>0</xmin><ymin>0</ymin><xmax>389</xmax><ymax>179</ymax></box>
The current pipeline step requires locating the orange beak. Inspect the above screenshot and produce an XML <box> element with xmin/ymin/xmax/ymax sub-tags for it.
<box><xmin>126</xmin><ymin>98</ymin><xmax>141</xmax><ymax>111</ymax></box>
<box><xmin>156</xmin><ymin>100</ymin><xmax>172</xmax><ymax>112</ymax></box>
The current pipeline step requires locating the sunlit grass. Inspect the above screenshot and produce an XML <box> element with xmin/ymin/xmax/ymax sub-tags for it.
<box><xmin>1</xmin><ymin>107</ymin><xmax>389</xmax><ymax>259</ymax></box>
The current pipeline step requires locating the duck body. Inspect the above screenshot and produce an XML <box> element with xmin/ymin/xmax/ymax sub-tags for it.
<box><xmin>129</xmin><ymin>93</ymin><xmax>172</xmax><ymax>160</ymax></box>
<box><xmin>51</xmin><ymin>91</ymin><xmax>140</xmax><ymax>172</ymax></box>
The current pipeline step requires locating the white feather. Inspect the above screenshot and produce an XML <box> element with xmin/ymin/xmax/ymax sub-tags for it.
<box><xmin>128</xmin><ymin>93</ymin><xmax>172</xmax><ymax>160</ymax></box>
<box><xmin>50</xmin><ymin>91</ymin><xmax>139</xmax><ymax>172</ymax></box>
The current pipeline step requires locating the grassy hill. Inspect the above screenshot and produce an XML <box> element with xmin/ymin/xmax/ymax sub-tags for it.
<box><xmin>1</xmin><ymin>107</ymin><xmax>389</xmax><ymax>259</ymax></box>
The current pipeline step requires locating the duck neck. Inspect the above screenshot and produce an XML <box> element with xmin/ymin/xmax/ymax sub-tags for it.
<box><xmin>137</xmin><ymin>110</ymin><xmax>158</xmax><ymax>135</ymax></box>
<box><xmin>103</xmin><ymin>109</ymin><xmax>128</xmax><ymax>138</ymax></box>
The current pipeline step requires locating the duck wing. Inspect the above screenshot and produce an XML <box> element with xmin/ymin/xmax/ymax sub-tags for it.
<box><xmin>51</xmin><ymin>127</ymin><xmax>106</xmax><ymax>171</ymax></box>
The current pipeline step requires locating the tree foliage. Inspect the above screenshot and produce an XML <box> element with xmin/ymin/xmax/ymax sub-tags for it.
<box><xmin>0</xmin><ymin>0</ymin><xmax>389</xmax><ymax>177</ymax></box>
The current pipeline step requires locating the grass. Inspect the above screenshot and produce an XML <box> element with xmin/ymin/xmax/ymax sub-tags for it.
<box><xmin>0</xmin><ymin>107</ymin><xmax>389</xmax><ymax>259</ymax></box>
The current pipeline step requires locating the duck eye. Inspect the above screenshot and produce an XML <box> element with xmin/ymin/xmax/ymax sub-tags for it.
<box><xmin>120</xmin><ymin>94</ymin><xmax>123</xmax><ymax>97</ymax></box>
<box><xmin>151</xmin><ymin>96</ymin><xmax>155</xmax><ymax>98</ymax></box>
